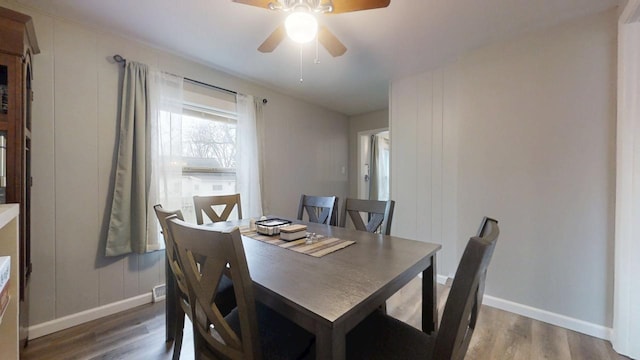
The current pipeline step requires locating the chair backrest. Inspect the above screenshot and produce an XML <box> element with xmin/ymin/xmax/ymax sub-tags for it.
<box><xmin>339</xmin><ymin>198</ymin><xmax>395</xmax><ymax>235</ymax></box>
<box><xmin>433</xmin><ymin>217</ymin><xmax>499</xmax><ymax>360</ymax></box>
<box><xmin>475</xmin><ymin>216</ymin><xmax>497</xmax><ymax>238</ymax></box>
<box><xmin>166</xmin><ymin>216</ymin><xmax>262</xmax><ymax>360</ymax></box>
<box><xmin>153</xmin><ymin>205</ymin><xmax>189</xmax><ymax>297</ymax></box>
<box><xmin>193</xmin><ymin>194</ymin><xmax>243</xmax><ymax>225</ymax></box>
<box><xmin>297</xmin><ymin>194</ymin><xmax>339</xmax><ymax>226</ymax></box>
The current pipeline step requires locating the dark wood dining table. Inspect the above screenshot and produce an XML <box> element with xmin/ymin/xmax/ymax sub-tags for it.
<box><xmin>165</xmin><ymin>218</ymin><xmax>441</xmax><ymax>360</ymax></box>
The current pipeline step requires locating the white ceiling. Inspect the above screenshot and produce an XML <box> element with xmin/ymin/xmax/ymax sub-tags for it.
<box><xmin>16</xmin><ymin>0</ymin><xmax>618</xmax><ymax>115</ymax></box>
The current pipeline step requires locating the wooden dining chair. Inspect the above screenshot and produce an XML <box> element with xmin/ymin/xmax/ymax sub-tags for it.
<box><xmin>339</xmin><ymin>198</ymin><xmax>395</xmax><ymax>235</ymax></box>
<box><xmin>154</xmin><ymin>205</ymin><xmax>236</xmax><ymax>360</ymax></box>
<box><xmin>193</xmin><ymin>193</ymin><xmax>243</xmax><ymax>225</ymax></box>
<box><xmin>166</xmin><ymin>216</ymin><xmax>315</xmax><ymax>360</ymax></box>
<box><xmin>345</xmin><ymin>217</ymin><xmax>500</xmax><ymax>360</ymax></box>
<box><xmin>297</xmin><ymin>194</ymin><xmax>339</xmax><ymax>226</ymax></box>
<box><xmin>153</xmin><ymin>205</ymin><xmax>190</xmax><ymax>360</ymax></box>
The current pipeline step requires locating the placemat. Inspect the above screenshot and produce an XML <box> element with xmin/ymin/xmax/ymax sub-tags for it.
<box><xmin>239</xmin><ymin>227</ymin><xmax>355</xmax><ymax>258</ymax></box>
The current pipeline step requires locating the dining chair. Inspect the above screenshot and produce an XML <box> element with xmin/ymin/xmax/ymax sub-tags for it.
<box><xmin>193</xmin><ymin>193</ymin><xmax>243</xmax><ymax>225</ymax></box>
<box><xmin>153</xmin><ymin>205</ymin><xmax>190</xmax><ymax>360</ymax></box>
<box><xmin>166</xmin><ymin>216</ymin><xmax>315</xmax><ymax>360</ymax></box>
<box><xmin>339</xmin><ymin>198</ymin><xmax>396</xmax><ymax>314</ymax></box>
<box><xmin>339</xmin><ymin>198</ymin><xmax>395</xmax><ymax>235</ymax></box>
<box><xmin>153</xmin><ymin>205</ymin><xmax>236</xmax><ymax>360</ymax></box>
<box><xmin>345</xmin><ymin>217</ymin><xmax>500</xmax><ymax>360</ymax></box>
<box><xmin>297</xmin><ymin>194</ymin><xmax>339</xmax><ymax>226</ymax></box>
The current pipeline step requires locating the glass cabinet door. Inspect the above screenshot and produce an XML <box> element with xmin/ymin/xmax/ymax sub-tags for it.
<box><xmin>1</xmin><ymin>64</ymin><xmax>8</xmax><ymax>115</ymax></box>
<box><xmin>0</xmin><ymin>54</ymin><xmax>17</xmax><ymax>205</ymax></box>
<box><xmin>0</xmin><ymin>53</ymin><xmax>17</xmax><ymax>123</ymax></box>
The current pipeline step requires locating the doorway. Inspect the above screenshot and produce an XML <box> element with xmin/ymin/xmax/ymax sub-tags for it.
<box><xmin>357</xmin><ymin>129</ymin><xmax>390</xmax><ymax>200</ymax></box>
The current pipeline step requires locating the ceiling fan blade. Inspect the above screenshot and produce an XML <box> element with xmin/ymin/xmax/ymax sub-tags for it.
<box><xmin>329</xmin><ymin>0</ymin><xmax>390</xmax><ymax>14</ymax></box>
<box><xmin>258</xmin><ymin>24</ymin><xmax>286</xmax><ymax>53</ymax></box>
<box><xmin>232</xmin><ymin>0</ymin><xmax>272</xmax><ymax>9</ymax></box>
<box><xmin>318</xmin><ymin>26</ymin><xmax>347</xmax><ymax>57</ymax></box>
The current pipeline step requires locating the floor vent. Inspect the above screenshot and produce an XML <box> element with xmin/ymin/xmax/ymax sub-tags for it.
<box><xmin>152</xmin><ymin>284</ymin><xmax>166</xmax><ymax>302</ymax></box>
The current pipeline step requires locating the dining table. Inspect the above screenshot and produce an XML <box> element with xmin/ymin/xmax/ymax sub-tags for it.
<box><xmin>165</xmin><ymin>218</ymin><xmax>441</xmax><ymax>360</ymax></box>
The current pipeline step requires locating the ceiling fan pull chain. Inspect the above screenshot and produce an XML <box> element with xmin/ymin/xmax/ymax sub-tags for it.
<box><xmin>314</xmin><ymin>35</ymin><xmax>320</xmax><ymax>64</ymax></box>
<box><xmin>299</xmin><ymin>46</ymin><xmax>304</xmax><ymax>83</ymax></box>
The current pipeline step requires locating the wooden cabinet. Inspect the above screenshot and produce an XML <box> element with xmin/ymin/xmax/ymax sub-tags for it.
<box><xmin>0</xmin><ymin>204</ymin><xmax>20</xmax><ymax>358</ymax></box>
<box><xmin>0</xmin><ymin>6</ymin><xmax>39</xmax><ymax>348</ymax></box>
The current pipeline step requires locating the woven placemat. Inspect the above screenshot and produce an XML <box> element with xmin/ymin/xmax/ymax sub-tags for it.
<box><xmin>239</xmin><ymin>227</ymin><xmax>355</xmax><ymax>258</ymax></box>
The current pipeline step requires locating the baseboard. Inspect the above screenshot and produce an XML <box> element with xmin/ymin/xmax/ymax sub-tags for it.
<box><xmin>416</xmin><ymin>273</ymin><xmax>449</xmax><ymax>285</ymax></box>
<box><xmin>27</xmin><ymin>281</ymin><xmax>612</xmax><ymax>343</ymax></box>
<box><xmin>28</xmin><ymin>293</ymin><xmax>153</xmax><ymax>340</ymax></box>
<box><xmin>434</xmin><ymin>274</ymin><xmax>611</xmax><ymax>340</ymax></box>
<box><xmin>483</xmin><ymin>294</ymin><xmax>613</xmax><ymax>341</ymax></box>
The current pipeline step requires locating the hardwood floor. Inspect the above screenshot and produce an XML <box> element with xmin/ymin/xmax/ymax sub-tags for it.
<box><xmin>22</xmin><ymin>277</ymin><xmax>628</xmax><ymax>360</ymax></box>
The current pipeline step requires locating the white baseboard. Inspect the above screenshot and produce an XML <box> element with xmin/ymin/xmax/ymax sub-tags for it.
<box><xmin>483</xmin><ymin>294</ymin><xmax>613</xmax><ymax>341</ymax></box>
<box><xmin>27</xmin><ymin>281</ymin><xmax>612</xmax><ymax>343</ymax></box>
<box><xmin>28</xmin><ymin>293</ymin><xmax>153</xmax><ymax>340</ymax></box>
<box><xmin>416</xmin><ymin>273</ymin><xmax>449</xmax><ymax>285</ymax></box>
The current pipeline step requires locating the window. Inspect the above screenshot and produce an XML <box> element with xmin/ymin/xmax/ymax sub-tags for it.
<box><xmin>179</xmin><ymin>81</ymin><xmax>238</xmax><ymax>223</ymax></box>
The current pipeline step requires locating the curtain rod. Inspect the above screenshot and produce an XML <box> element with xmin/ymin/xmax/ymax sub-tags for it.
<box><xmin>112</xmin><ymin>54</ymin><xmax>267</xmax><ymax>104</ymax></box>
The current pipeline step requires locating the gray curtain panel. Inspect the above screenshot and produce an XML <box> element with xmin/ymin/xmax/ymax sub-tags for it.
<box><xmin>105</xmin><ymin>61</ymin><xmax>152</xmax><ymax>256</ymax></box>
<box><xmin>369</xmin><ymin>134</ymin><xmax>380</xmax><ymax>201</ymax></box>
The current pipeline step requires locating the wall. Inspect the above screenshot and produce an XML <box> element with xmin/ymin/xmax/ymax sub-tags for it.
<box><xmin>390</xmin><ymin>68</ymin><xmax>459</xmax><ymax>278</ymax></box>
<box><xmin>391</xmin><ymin>8</ymin><xmax>617</xmax><ymax>333</ymax></box>
<box><xmin>348</xmin><ymin>109</ymin><xmax>388</xmax><ymax>198</ymax></box>
<box><xmin>261</xmin><ymin>92</ymin><xmax>349</xmax><ymax>217</ymax></box>
<box><xmin>613</xmin><ymin>3</ymin><xmax>640</xmax><ymax>357</ymax></box>
<box><xmin>0</xmin><ymin>1</ymin><xmax>348</xmax><ymax>328</ymax></box>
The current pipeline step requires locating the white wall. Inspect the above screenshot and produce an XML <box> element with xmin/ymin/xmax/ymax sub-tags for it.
<box><xmin>391</xmin><ymin>8</ymin><xmax>617</xmax><ymax>332</ymax></box>
<box><xmin>390</xmin><ymin>68</ymin><xmax>459</xmax><ymax>278</ymax></box>
<box><xmin>1</xmin><ymin>1</ymin><xmax>348</xmax><ymax>327</ymax></box>
<box><xmin>613</xmin><ymin>2</ymin><xmax>640</xmax><ymax>357</ymax></box>
<box><xmin>261</xmin><ymin>93</ymin><xmax>349</xmax><ymax>217</ymax></box>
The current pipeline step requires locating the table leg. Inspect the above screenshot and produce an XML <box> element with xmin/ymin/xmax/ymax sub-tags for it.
<box><xmin>315</xmin><ymin>323</ymin><xmax>345</xmax><ymax>360</ymax></box>
<box><xmin>166</xmin><ymin>256</ymin><xmax>176</xmax><ymax>342</ymax></box>
<box><xmin>422</xmin><ymin>254</ymin><xmax>438</xmax><ymax>334</ymax></box>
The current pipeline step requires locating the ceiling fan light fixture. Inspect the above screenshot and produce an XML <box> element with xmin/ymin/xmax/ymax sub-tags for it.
<box><xmin>285</xmin><ymin>10</ymin><xmax>318</xmax><ymax>43</ymax></box>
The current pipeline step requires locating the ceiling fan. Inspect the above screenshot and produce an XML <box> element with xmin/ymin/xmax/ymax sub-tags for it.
<box><xmin>232</xmin><ymin>0</ymin><xmax>391</xmax><ymax>57</ymax></box>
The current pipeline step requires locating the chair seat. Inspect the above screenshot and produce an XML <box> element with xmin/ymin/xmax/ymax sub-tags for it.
<box><xmin>179</xmin><ymin>274</ymin><xmax>235</xmax><ymax>316</ymax></box>
<box><xmin>223</xmin><ymin>302</ymin><xmax>315</xmax><ymax>360</ymax></box>
<box><xmin>215</xmin><ymin>274</ymin><xmax>236</xmax><ymax>317</ymax></box>
<box><xmin>346</xmin><ymin>310</ymin><xmax>435</xmax><ymax>360</ymax></box>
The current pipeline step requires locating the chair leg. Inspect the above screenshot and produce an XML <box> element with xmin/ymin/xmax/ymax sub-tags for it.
<box><xmin>192</xmin><ymin>325</ymin><xmax>206</xmax><ymax>360</ymax></box>
<box><xmin>166</xmin><ymin>259</ymin><xmax>177</xmax><ymax>342</ymax></box>
<box><xmin>172</xmin><ymin>307</ymin><xmax>186</xmax><ymax>360</ymax></box>
<box><xmin>379</xmin><ymin>301</ymin><xmax>387</xmax><ymax>314</ymax></box>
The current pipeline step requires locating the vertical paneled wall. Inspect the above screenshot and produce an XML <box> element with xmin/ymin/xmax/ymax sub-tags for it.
<box><xmin>8</xmin><ymin>2</ymin><xmax>348</xmax><ymax>326</ymax></box>
<box><xmin>53</xmin><ymin>20</ymin><xmax>102</xmax><ymax>316</ymax></box>
<box><xmin>28</xmin><ymin>9</ymin><xmax>55</xmax><ymax>321</ymax></box>
<box><xmin>29</xmin><ymin>9</ymin><xmax>167</xmax><ymax>323</ymax></box>
<box><xmin>260</xmin><ymin>93</ymin><xmax>349</xmax><ymax>218</ymax></box>
<box><xmin>390</xmin><ymin>9</ymin><xmax>616</xmax><ymax>327</ymax></box>
<box><xmin>390</xmin><ymin>69</ymin><xmax>458</xmax><ymax>276</ymax></box>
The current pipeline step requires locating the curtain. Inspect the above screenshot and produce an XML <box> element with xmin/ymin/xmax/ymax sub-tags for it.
<box><xmin>369</xmin><ymin>135</ymin><xmax>380</xmax><ymax>200</ymax></box>
<box><xmin>236</xmin><ymin>93</ymin><xmax>263</xmax><ymax>218</ymax></box>
<box><xmin>148</xmin><ymin>69</ymin><xmax>183</xmax><ymax>246</ymax></box>
<box><xmin>613</xmin><ymin>5</ymin><xmax>640</xmax><ymax>358</ymax></box>
<box><xmin>105</xmin><ymin>62</ymin><xmax>183</xmax><ymax>256</ymax></box>
<box><xmin>369</xmin><ymin>134</ymin><xmax>390</xmax><ymax>201</ymax></box>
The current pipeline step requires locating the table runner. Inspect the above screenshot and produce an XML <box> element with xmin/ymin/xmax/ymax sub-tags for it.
<box><xmin>239</xmin><ymin>227</ymin><xmax>355</xmax><ymax>257</ymax></box>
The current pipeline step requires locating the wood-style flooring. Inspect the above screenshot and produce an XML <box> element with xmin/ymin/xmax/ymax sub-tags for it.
<box><xmin>21</xmin><ymin>277</ymin><xmax>628</xmax><ymax>360</ymax></box>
